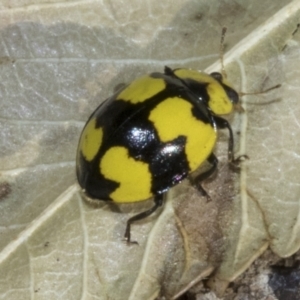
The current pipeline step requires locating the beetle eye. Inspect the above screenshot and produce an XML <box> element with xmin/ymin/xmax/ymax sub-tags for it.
<box><xmin>226</xmin><ymin>87</ymin><xmax>239</xmax><ymax>104</ymax></box>
<box><xmin>210</xmin><ymin>72</ymin><xmax>223</xmax><ymax>82</ymax></box>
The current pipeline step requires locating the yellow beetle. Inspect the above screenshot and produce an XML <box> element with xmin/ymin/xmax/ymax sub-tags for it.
<box><xmin>76</xmin><ymin>66</ymin><xmax>239</xmax><ymax>242</ymax></box>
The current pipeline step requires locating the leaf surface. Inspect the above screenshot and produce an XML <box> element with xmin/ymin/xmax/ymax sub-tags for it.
<box><xmin>0</xmin><ymin>1</ymin><xmax>299</xmax><ymax>299</ymax></box>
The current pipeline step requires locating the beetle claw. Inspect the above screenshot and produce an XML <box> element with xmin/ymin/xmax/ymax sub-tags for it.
<box><xmin>229</xmin><ymin>155</ymin><xmax>249</xmax><ymax>171</ymax></box>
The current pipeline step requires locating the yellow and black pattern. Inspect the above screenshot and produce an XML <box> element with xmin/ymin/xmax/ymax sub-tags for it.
<box><xmin>76</xmin><ymin>67</ymin><xmax>239</xmax><ymax>203</ymax></box>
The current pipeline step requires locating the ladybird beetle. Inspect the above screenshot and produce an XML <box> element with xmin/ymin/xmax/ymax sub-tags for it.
<box><xmin>76</xmin><ymin>66</ymin><xmax>239</xmax><ymax>243</ymax></box>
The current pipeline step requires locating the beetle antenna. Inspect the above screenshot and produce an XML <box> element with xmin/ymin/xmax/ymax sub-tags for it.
<box><xmin>239</xmin><ymin>84</ymin><xmax>281</xmax><ymax>97</ymax></box>
<box><xmin>220</xmin><ymin>27</ymin><xmax>227</xmax><ymax>79</ymax></box>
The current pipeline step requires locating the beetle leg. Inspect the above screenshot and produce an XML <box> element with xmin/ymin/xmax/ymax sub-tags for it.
<box><xmin>214</xmin><ymin>116</ymin><xmax>249</xmax><ymax>166</ymax></box>
<box><xmin>191</xmin><ymin>153</ymin><xmax>218</xmax><ymax>201</ymax></box>
<box><xmin>124</xmin><ymin>194</ymin><xmax>164</xmax><ymax>244</ymax></box>
<box><xmin>214</xmin><ymin>116</ymin><xmax>234</xmax><ymax>162</ymax></box>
